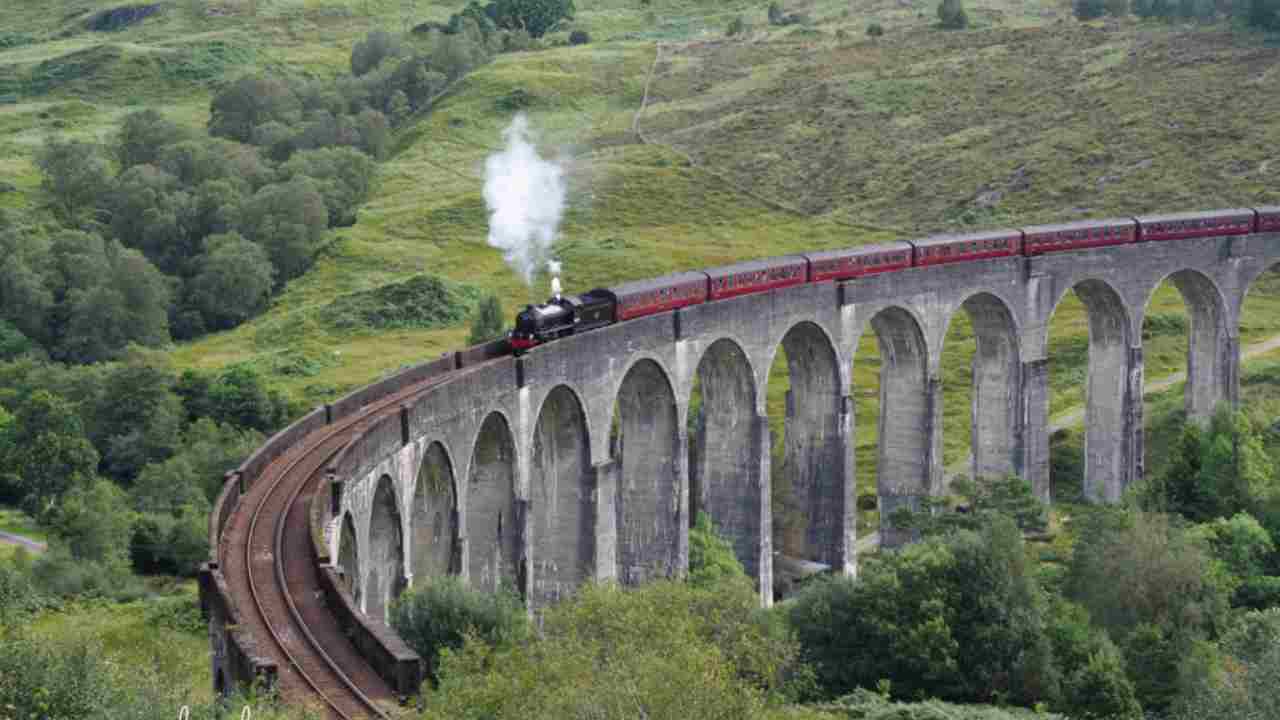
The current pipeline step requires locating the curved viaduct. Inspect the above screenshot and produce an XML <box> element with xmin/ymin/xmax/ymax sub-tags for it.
<box><xmin>200</xmin><ymin>228</ymin><xmax>1280</xmax><ymax>712</ymax></box>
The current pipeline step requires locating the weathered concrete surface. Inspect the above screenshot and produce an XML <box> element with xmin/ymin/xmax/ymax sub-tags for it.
<box><xmin>319</xmin><ymin>230</ymin><xmax>1280</xmax><ymax>616</ymax></box>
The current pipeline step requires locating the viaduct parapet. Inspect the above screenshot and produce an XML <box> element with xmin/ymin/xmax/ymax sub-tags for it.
<box><xmin>201</xmin><ymin>229</ymin><xmax>1280</xmax><ymax>707</ymax></box>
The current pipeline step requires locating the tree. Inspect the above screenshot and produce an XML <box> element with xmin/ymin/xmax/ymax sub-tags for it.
<box><xmin>116</xmin><ymin>109</ymin><xmax>188</xmax><ymax>169</ymax></box>
<box><xmin>36</xmin><ymin>137</ymin><xmax>112</xmax><ymax>228</ymax></box>
<box><xmin>1075</xmin><ymin>0</ymin><xmax>1108</xmax><ymax>18</ymax></box>
<box><xmin>351</xmin><ymin>29</ymin><xmax>403</xmax><ymax>76</ymax></box>
<box><xmin>177</xmin><ymin>365</ymin><xmax>289</xmax><ymax>433</ymax></box>
<box><xmin>105</xmin><ymin>164</ymin><xmax>196</xmax><ymax>274</ymax></box>
<box><xmin>85</xmin><ymin>350</ymin><xmax>185</xmax><ymax>483</ymax></box>
<box><xmin>1175</xmin><ymin>609</ymin><xmax>1280</xmax><ymax>718</ymax></box>
<box><xmin>0</xmin><ymin>390</ymin><xmax>99</xmax><ymax>518</ymax></box>
<box><xmin>0</xmin><ymin>217</ymin><xmax>53</xmax><ymax>347</ymax></box>
<box><xmin>1063</xmin><ymin>643</ymin><xmax>1143</xmax><ymax>720</ymax></box>
<box><xmin>133</xmin><ymin>418</ymin><xmax>260</xmax><ymax>511</ymax></box>
<box><xmin>46</xmin><ymin>479</ymin><xmax>133</xmax><ymax>564</ymax></box>
<box><xmin>937</xmin><ymin>0</ymin><xmax>969</xmax><ymax>28</ymax></box>
<box><xmin>54</xmin><ymin>238</ymin><xmax>171</xmax><ymax>363</ymax></box>
<box><xmin>189</xmin><ymin>232</ymin><xmax>275</xmax><ymax>330</ymax></box>
<box><xmin>790</xmin><ymin>515</ymin><xmax>1058</xmax><ymax>706</ymax></box>
<box><xmin>208</xmin><ymin>75</ymin><xmax>302</xmax><ymax>143</ymax></box>
<box><xmin>687</xmin><ymin>511</ymin><xmax>747</xmax><ymax>589</ymax></box>
<box><xmin>390</xmin><ymin>576</ymin><xmax>529</xmax><ymax>679</ymax></box>
<box><xmin>489</xmin><ymin>0</ymin><xmax>575</xmax><ymax>37</ymax></box>
<box><xmin>236</xmin><ymin>178</ymin><xmax>328</xmax><ymax>283</ymax></box>
<box><xmin>354</xmin><ymin>109</ymin><xmax>391</xmax><ymax>158</ymax></box>
<box><xmin>280</xmin><ymin>147</ymin><xmax>378</xmax><ymax>227</ymax></box>
<box><xmin>1158</xmin><ymin>409</ymin><xmax>1279</xmax><ymax>525</ymax></box>
<box><xmin>1244</xmin><ymin>0</ymin><xmax>1280</xmax><ymax>28</ymax></box>
<box><xmin>1106</xmin><ymin>0</ymin><xmax>1130</xmax><ymax>14</ymax></box>
<box><xmin>467</xmin><ymin>293</ymin><xmax>507</xmax><ymax>345</ymax></box>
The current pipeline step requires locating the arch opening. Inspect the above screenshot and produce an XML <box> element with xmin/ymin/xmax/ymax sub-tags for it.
<box><xmin>530</xmin><ymin>386</ymin><xmax>592</xmax><ymax>608</ymax></box>
<box><xmin>767</xmin><ymin>323</ymin><xmax>845</xmax><ymax>571</ymax></box>
<box><xmin>338</xmin><ymin>512</ymin><xmax>360</xmax><ymax>602</ymax></box>
<box><xmin>688</xmin><ymin>339</ymin><xmax>763</xmax><ymax>580</ymax></box>
<box><xmin>412</xmin><ymin>442</ymin><xmax>456</xmax><ymax>584</ymax></box>
<box><xmin>611</xmin><ymin>360</ymin><xmax>681</xmax><ymax>586</ymax></box>
<box><xmin>1046</xmin><ymin>280</ymin><xmax>1132</xmax><ymax>503</ymax></box>
<box><xmin>939</xmin><ymin>294</ymin><xmax>1021</xmax><ymax>484</ymax></box>
<box><xmin>367</xmin><ymin>475</ymin><xmax>405</xmax><ymax>624</ymax></box>
<box><xmin>862</xmin><ymin>307</ymin><xmax>930</xmax><ymax>545</ymax></box>
<box><xmin>467</xmin><ymin>413</ymin><xmax>517</xmax><ymax>594</ymax></box>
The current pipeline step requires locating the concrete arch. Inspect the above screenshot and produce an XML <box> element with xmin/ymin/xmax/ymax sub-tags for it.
<box><xmin>412</xmin><ymin>441</ymin><xmax>456</xmax><ymax>585</ymax></box>
<box><xmin>689</xmin><ymin>337</ymin><xmax>766</xmax><ymax>580</ymax></box>
<box><xmin>769</xmin><ymin>321</ymin><xmax>847</xmax><ymax>568</ymax></box>
<box><xmin>865</xmin><ymin>306</ymin><xmax>931</xmax><ymax>543</ymax></box>
<box><xmin>337</xmin><ymin>512</ymin><xmax>360</xmax><ymax>606</ymax></box>
<box><xmin>530</xmin><ymin>385</ymin><xmax>593</xmax><ymax>608</ymax></box>
<box><xmin>939</xmin><ymin>292</ymin><xmax>1023</xmax><ymax>480</ymax></box>
<box><xmin>612</xmin><ymin>359</ymin><xmax>682</xmax><ymax>585</ymax></box>
<box><xmin>1143</xmin><ymin>269</ymin><xmax>1232</xmax><ymax>422</ymax></box>
<box><xmin>467</xmin><ymin>412</ymin><xmax>518</xmax><ymax>594</ymax></box>
<box><xmin>1048</xmin><ymin>278</ymin><xmax>1134</xmax><ymax>502</ymax></box>
<box><xmin>366</xmin><ymin>475</ymin><xmax>404</xmax><ymax>623</ymax></box>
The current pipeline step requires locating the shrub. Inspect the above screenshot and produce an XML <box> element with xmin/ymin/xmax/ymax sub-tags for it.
<box><xmin>389</xmin><ymin>575</ymin><xmax>528</xmax><ymax>679</ymax></box>
<box><xmin>937</xmin><ymin>0</ymin><xmax>968</xmax><ymax>28</ymax></box>
<box><xmin>727</xmin><ymin>14</ymin><xmax>748</xmax><ymax>36</ymax></box>
<box><xmin>568</xmin><ymin>29</ymin><xmax>590</xmax><ymax>44</ymax></box>
<box><xmin>322</xmin><ymin>274</ymin><xmax>484</xmax><ymax>332</ymax></box>
<box><xmin>867</xmin><ymin>22</ymin><xmax>885</xmax><ymax>36</ymax></box>
<box><xmin>351</xmin><ymin>29</ymin><xmax>402</xmax><ymax>77</ymax></box>
<box><xmin>488</xmin><ymin>0</ymin><xmax>576</xmax><ymax>38</ymax></box>
<box><xmin>1235</xmin><ymin>575</ymin><xmax>1280</xmax><ymax>610</ymax></box>
<box><xmin>468</xmin><ymin>293</ymin><xmax>507</xmax><ymax>345</ymax></box>
<box><xmin>688</xmin><ymin>511</ymin><xmax>747</xmax><ymax>589</ymax></box>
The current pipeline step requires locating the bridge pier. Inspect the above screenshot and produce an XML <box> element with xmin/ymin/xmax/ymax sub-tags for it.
<box><xmin>592</xmin><ymin>459</ymin><xmax>618</xmax><ymax>583</ymax></box>
<box><xmin>1022</xmin><ymin>358</ymin><xmax>1051</xmax><ymax>503</ymax></box>
<box><xmin>752</xmin><ymin>414</ymin><xmax>774</xmax><ymax>607</ymax></box>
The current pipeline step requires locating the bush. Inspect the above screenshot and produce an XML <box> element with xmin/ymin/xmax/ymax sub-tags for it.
<box><xmin>688</xmin><ymin>511</ymin><xmax>747</xmax><ymax>589</ymax></box>
<box><xmin>727</xmin><ymin>14</ymin><xmax>748</xmax><ymax>36</ymax></box>
<box><xmin>488</xmin><ymin>0</ymin><xmax>576</xmax><ymax>38</ymax></box>
<box><xmin>419</xmin><ymin>578</ymin><xmax>798</xmax><ymax>719</ymax></box>
<box><xmin>568</xmin><ymin>29</ymin><xmax>590</xmax><ymax>44</ymax></box>
<box><xmin>1074</xmin><ymin>0</ymin><xmax>1108</xmax><ymax>19</ymax></box>
<box><xmin>467</xmin><ymin>293</ymin><xmax>507</xmax><ymax>345</ymax></box>
<box><xmin>790</xmin><ymin>515</ymin><xmax>1058</xmax><ymax>706</ymax></box>
<box><xmin>351</xmin><ymin>29</ymin><xmax>402</xmax><ymax>77</ymax></box>
<box><xmin>323</xmin><ymin>274</ymin><xmax>484</xmax><ymax>332</ymax></box>
<box><xmin>389</xmin><ymin>576</ymin><xmax>528</xmax><ymax>679</ymax></box>
<box><xmin>866</xmin><ymin>22</ymin><xmax>885</xmax><ymax>36</ymax></box>
<box><xmin>1235</xmin><ymin>575</ymin><xmax>1280</xmax><ymax>610</ymax></box>
<box><xmin>937</xmin><ymin>0</ymin><xmax>968</xmax><ymax>28</ymax></box>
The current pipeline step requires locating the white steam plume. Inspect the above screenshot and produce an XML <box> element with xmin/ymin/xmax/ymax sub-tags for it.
<box><xmin>483</xmin><ymin>114</ymin><xmax>566</xmax><ymax>285</ymax></box>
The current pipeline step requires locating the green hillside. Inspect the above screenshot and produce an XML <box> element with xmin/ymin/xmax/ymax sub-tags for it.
<box><xmin>6</xmin><ymin>0</ymin><xmax>1280</xmax><ymax>506</ymax></box>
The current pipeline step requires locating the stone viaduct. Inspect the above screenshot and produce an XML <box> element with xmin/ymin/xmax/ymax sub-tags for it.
<box><xmin>204</xmin><ymin>228</ymin><xmax>1280</xmax><ymax>702</ymax></box>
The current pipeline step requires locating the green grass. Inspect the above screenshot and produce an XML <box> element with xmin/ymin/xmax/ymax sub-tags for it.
<box><xmin>25</xmin><ymin>582</ymin><xmax>213</xmax><ymax>707</ymax></box>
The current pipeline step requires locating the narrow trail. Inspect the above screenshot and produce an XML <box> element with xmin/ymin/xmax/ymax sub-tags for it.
<box><xmin>854</xmin><ymin>333</ymin><xmax>1280</xmax><ymax>555</ymax></box>
<box><xmin>0</xmin><ymin>530</ymin><xmax>45</xmax><ymax>553</ymax></box>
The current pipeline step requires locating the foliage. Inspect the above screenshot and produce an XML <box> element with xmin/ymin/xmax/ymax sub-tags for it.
<box><xmin>1064</xmin><ymin>509</ymin><xmax>1232</xmax><ymax>711</ymax></box>
<box><xmin>45</xmin><ymin>479</ymin><xmax>133</xmax><ymax>564</ymax></box>
<box><xmin>323</xmin><ymin>274</ymin><xmax>484</xmax><ymax>332</ymax></box>
<box><xmin>189</xmin><ymin>232</ymin><xmax>275</xmax><ymax>331</ymax></box>
<box><xmin>85</xmin><ymin>350</ymin><xmax>184</xmax><ymax>481</ymax></box>
<box><xmin>420</xmin><ymin>578</ymin><xmax>800</xmax><ymax>719</ymax></box>
<box><xmin>727</xmin><ymin>15</ymin><xmax>748</xmax><ymax>36</ymax></box>
<box><xmin>280</xmin><ymin>147</ymin><xmax>378</xmax><ymax>227</ymax></box>
<box><xmin>175</xmin><ymin>365</ymin><xmax>290</xmax><ymax>433</ymax></box>
<box><xmin>816</xmin><ymin>688</ymin><xmax>1069</xmax><ymax>718</ymax></box>
<box><xmin>1061</xmin><ymin>641</ymin><xmax>1143</xmax><ymax>720</ymax></box>
<box><xmin>236</xmin><ymin>178</ymin><xmax>328</xmax><ymax>282</ymax></box>
<box><xmin>129</xmin><ymin>506</ymin><xmax>208</xmax><ymax>576</ymax></box>
<box><xmin>116</xmin><ymin>109</ymin><xmax>189</xmax><ymax>169</ymax></box>
<box><xmin>208</xmin><ymin>75</ymin><xmax>302</xmax><ymax>144</ymax></box>
<box><xmin>36</xmin><ymin>137</ymin><xmax>112</xmax><ymax>228</ymax></box>
<box><xmin>1152</xmin><ymin>408</ymin><xmax>1280</xmax><ymax>526</ymax></box>
<box><xmin>1234</xmin><ymin>575</ymin><xmax>1280</xmax><ymax>611</ymax></box>
<box><xmin>890</xmin><ymin>474</ymin><xmax>1047</xmax><ymax>537</ymax></box>
<box><xmin>1190</xmin><ymin>513</ymin><xmax>1275</xmax><ymax>586</ymax></box>
<box><xmin>789</xmin><ymin>515</ymin><xmax>1058</xmax><ymax>707</ymax></box>
<box><xmin>351</xmin><ymin>29</ymin><xmax>403</xmax><ymax>77</ymax></box>
<box><xmin>0</xmin><ymin>390</ymin><xmax>98</xmax><ymax>517</ymax></box>
<box><xmin>133</xmin><ymin>418</ymin><xmax>261</xmax><ymax>512</ymax></box>
<box><xmin>867</xmin><ymin>22</ymin><xmax>885</xmax><ymax>36</ymax></box>
<box><xmin>389</xmin><ymin>575</ymin><xmax>529</xmax><ymax>679</ymax></box>
<box><xmin>1174</xmin><ymin>609</ymin><xmax>1280</xmax><ymax>717</ymax></box>
<box><xmin>467</xmin><ymin>293</ymin><xmax>508</xmax><ymax>345</ymax></box>
<box><xmin>1074</xmin><ymin>0</ymin><xmax>1108</xmax><ymax>20</ymax></box>
<box><xmin>937</xmin><ymin>0</ymin><xmax>969</xmax><ymax>28</ymax></box>
<box><xmin>488</xmin><ymin>0</ymin><xmax>576</xmax><ymax>38</ymax></box>
<box><xmin>687</xmin><ymin>511</ymin><xmax>748</xmax><ymax>589</ymax></box>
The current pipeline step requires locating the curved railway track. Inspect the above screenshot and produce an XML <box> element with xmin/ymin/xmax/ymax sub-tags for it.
<box><xmin>222</xmin><ymin>364</ymin><xmax>492</xmax><ymax>718</ymax></box>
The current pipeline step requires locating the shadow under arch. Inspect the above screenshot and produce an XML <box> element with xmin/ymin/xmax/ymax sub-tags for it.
<box><xmin>1047</xmin><ymin>278</ymin><xmax>1134</xmax><ymax>503</ymax></box>
<box><xmin>861</xmin><ymin>305</ymin><xmax>930</xmax><ymax>546</ymax></box>
<box><xmin>366</xmin><ymin>474</ymin><xmax>404</xmax><ymax>624</ymax></box>
<box><xmin>530</xmin><ymin>385</ymin><xmax>592</xmax><ymax>608</ymax></box>
<box><xmin>769</xmin><ymin>321</ymin><xmax>846</xmax><ymax>569</ymax></box>
<box><xmin>689</xmin><ymin>337</ymin><xmax>765</xmax><ymax>580</ymax></box>
<box><xmin>938</xmin><ymin>292</ymin><xmax>1022</xmax><ymax>482</ymax></box>
<box><xmin>467</xmin><ymin>412</ymin><xmax>518</xmax><ymax>594</ymax></box>
<box><xmin>611</xmin><ymin>359</ymin><xmax>681</xmax><ymax>585</ymax></box>
<box><xmin>337</xmin><ymin>511</ymin><xmax>360</xmax><ymax>605</ymax></box>
<box><xmin>412</xmin><ymin>441</ymin><xmax>457</xmax><ymax>585</ymax></box>
<box><xmin>1142</xmin><ymin>269</ymin><xmax>1230</xmax><ymax>422</ymax></box>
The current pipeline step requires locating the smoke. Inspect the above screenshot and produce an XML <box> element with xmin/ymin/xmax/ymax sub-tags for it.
<box><xmin>483</xmin><ymin>114</ymin><xmax>566</xmax><ymax>285</ymax></box>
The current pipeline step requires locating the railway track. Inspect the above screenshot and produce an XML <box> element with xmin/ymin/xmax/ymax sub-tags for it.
<box><xmin>222</xmin><ymin>364</ymin><xmax>491</xmax><ymax>718</ymax></box>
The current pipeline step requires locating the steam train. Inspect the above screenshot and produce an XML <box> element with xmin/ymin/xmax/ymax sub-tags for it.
<box><xmin>508</xmin><ymin>207</ymin><xmax>1280</xmax><ymax>354</ymax></box>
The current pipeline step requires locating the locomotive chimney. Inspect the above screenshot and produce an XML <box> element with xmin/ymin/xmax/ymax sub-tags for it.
<box><xmin>548</xmin><ymin>260</ymin><xmax>562</xmax><ymax>301</ymax></box>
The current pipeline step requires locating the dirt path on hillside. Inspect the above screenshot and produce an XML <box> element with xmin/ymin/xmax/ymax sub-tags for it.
<box><xmin>853</xmin><ymin>334</ymin><xmax>1280</xmax><ymax>555</ymax></box>
<box><xmin>0</xmin><ymin>530</ymin><xmax>45</xmax><ymax>553</ymax></box>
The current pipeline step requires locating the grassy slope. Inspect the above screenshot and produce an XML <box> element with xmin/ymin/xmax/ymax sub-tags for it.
<box><xmin>6</xmin><ymin>1</ymin><xmax>1280</xmax><ymax>519</ymax></box>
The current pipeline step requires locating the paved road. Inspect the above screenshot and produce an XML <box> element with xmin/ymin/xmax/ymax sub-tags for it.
<box><xmin>855</xmin><ymin>334</ymin><xmax>1280</xmax><ymax>554</ymax></box>
<box><xmin>0</xmin><ymin>530</ymin><xmax>46</xmax><ymax>552</ymax></box>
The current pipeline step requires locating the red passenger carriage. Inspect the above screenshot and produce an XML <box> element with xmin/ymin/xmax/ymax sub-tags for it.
<box><xmin>911</xmin><ymin>230</ymin><xmax>1023</xmax><ymax>267</ymax></box>
<box><xmin>596</xmin><ymin>271</ymin><xmax>709</xmax><ymax>322</ymax></box>
<box><xmin>1135</xmin><ymin>209</ymin><xmax>1255</xmax><ymax>242</ymax></box>
<box><xmin>804</xmin><ymin>242</ymin><xmax>914</xmax><ymax>282</ymax></box>
<box><xmin>706</xmin><ymin>256</ymin><xmax>808</xmax><ymax>301</ymax></box>
<box><xmin>1022</xmin><ymin>218</ymin><xmax>1137</xmax><ymax>256</ymax></box>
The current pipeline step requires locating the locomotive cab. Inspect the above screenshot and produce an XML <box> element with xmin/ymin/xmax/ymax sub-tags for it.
<box><xmin>508</xmin><ymin>291</ymin><xmax>617</xmax><ymax>355</ymax></box>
